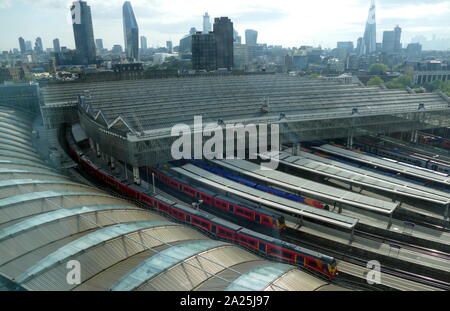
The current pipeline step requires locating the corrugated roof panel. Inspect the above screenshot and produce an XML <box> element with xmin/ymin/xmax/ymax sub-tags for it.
<box><xmin>225</xmin><ymin>263</ymin><xmax>294</xmax><ymax>291</ymax></box>
<box><xmin>111</xmin><ymin>240</ymin><xmax>228</xmax><ymax>291</ymax></box>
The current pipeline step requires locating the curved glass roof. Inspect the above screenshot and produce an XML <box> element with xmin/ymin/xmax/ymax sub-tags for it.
<box><xmin>15</xmin><ymin>220</ymin><xmax>174</xmax><ymax>283</ymax></box>
<box><xmin>0</xmin><ymin>105</ymin><xmax>343</xmax><ymax>291</ymax></box>
<box><xmin>0</xmin><ymin>205</ymin><xmax>142</xmax><ymax>241</ymax></box>
<box><xmin>111</xmin><ymin>240</ymin><xmax>228</xmax><ymax>291</ymax></box>
<box><xmin>0</xmin><ymin>152</ymin><xmax>44</xmax><ymax>165</ymax></box>
<box><xmin>225</xmin><ymin>263</ymin><xmax>294</xmax><ymax>291</ymax></box>
<box><xmin>0</xmin><ymin>168</ymin><xmax>68</xmax><ymax>180</ymax></box>
<box><xmin>0</xmin><ymin>128</ymin><xmax>31</xmax><ymax>142</ymax></box>
<box><xmin>0</xmin><ymin>191</ymin><xmax>112</xmax><ymax>209</ymax></box>
<box><xmin>0</xmin><ymin>160</ymin><xmax>55</xmax><ymax>171</ymax></box>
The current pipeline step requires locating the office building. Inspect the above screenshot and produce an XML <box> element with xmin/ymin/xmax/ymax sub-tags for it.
<box><xmin>123</xmin><ymin>1</ymin><xmax>139</xmax><ymax>61</ymax></box>
<box><xmin>18</xmin><ymin>37</ymin><xmax>26</xmax><ymax>54</ymax></box>
<box><xmin>361</xmin><ymin>0</ymin><xmax>376</xmax><ymax>55</ymax></box>
<box><xmin>166</xmin><ymin>41</ymin><xmax>173</xmax><ymax>53</ymax></box>
<box><xmin>140</xmin><ymin>36</ymin><xmax>148</xmax><ymax>50</ymax></box>
<box><xmin>25</xmin><ymin>41</ymin><xmax>32</xmax><ymax>52</ymax></box>
<box><xmin>337</xmin><ymin>42</ymin><xmax>354</xmax><ymax>54</ymax></box>
<box><xmin>245</xmin><ymin>29</ymin><xmax>258</xmax><ymax>45</ymax></box>
<box><xmin>95</xmin><ymin>39</ymin><xmax>104</xmax><ymax>51</ymax></box>
<box><xmin>382</xmin><ymin>31</ymin><xmax>395</xmax><ymax>53</ymax></box>
<box><xmin>192</xmin><ymin>32</ymin><xmax>216</xmax><ymax>71</ymax></box>
<box><xmin>394</xmin><ymin>25</ymin><xmax>402</xmax><ymax>52</ymax></box>
<box><xmin>34</xmin><ymin>37</ymin><xmax>43</xmax><ymax>54</ymax></box>
<box><xmin>203</xmin><ymin>12</ymin><xmax>211</xmax><ymax>34</ymax></box>
<box><xmin>213</xmin><ymin>17</ymin><xmax>234</xmax><ymax>70</ymax></box>
<box><xmin>71</xmin><ymin>0</ymin><xmax>96</xmax><ymax>64</ymax></box>
<box><xmin>53</xmin><ymin>39</ymin><xmax>61</xmax><ymax>53</ymax></box>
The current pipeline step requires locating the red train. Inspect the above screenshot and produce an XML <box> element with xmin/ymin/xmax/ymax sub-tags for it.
<box><xmin>65</xmin><ymin>129</ymin><xmax>337</xmax><ymax>278</ymax></box>
<box><xmin>145</xmin><ymin>166</ymin><xmax>286</xmax><ymax>231</ymax></box>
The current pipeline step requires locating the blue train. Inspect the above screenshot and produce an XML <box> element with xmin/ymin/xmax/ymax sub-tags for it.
<box><xmin>188</xmin><ymin>159</ymin><xmax>325</xmax><ymax>210</ymax></box>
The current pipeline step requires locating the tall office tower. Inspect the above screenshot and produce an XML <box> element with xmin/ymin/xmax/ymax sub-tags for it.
<box><xmin>95</xmin><ymin>39</ymin><xmax>104</xmax><ymax>51</ymax></box>
<box><xmin>179</xmin><ymin>28</ymin><xmax>197</xmax><ymax>53</ymax></box>
<box><xmin>245</xmin><ymin>29</ymin><xmax>258</xmax><ymax>45</ymax></box>
<box><xmin>34</xmin><ymin>37</ymin><xmax>43</xmax><ymax>54</ymax></box>
<box><xmin>337</xmin><ymin>41</ymin><xmax>354</xmax><ymax>53</ymax></box>
<box><xmin>71</xmin><ymin>1</ymin><xmax>96</xmax><ymax>64</ymax></box>
<box><xmin>166</xmin><ymin>41</ymin><xmax>173</xmax><ymax>53</ymax></box>
<box><xmin>361</xmin><ymin>0</ymin><xmax>376</xmax><ymax>55</ymax></box>
<box><xmin>25</xmin><ymin>41</ymin><xmax>32</xmax><ymax>52</ymax></box>
<box><xmin>123</xmin><ymin>1</ymin><xmax>139</xmax><ymax>61</ymax></box>
<box><xmin>406</xmin><ymin>43</ymin><xmax>422</xmax><ymax>59</ymax></box>
<box><xmin>394</xmin><ymin>25</ymin><xmax>402</xmax><ymax>52</ymax></box>
<box><xmin>203</xmin><ymin>12</ymin><xmax>211</xmax><ymax>34</ymax></box>
<box><xmin>213</xmin><ymin>17</ymin><xmax>234</xmax><ymax>70</ymax></box>
<box><xmin>192</xmin><ymin>32</ymin><xmax>217</xmax><ymax>71</ymax></box>
<box><xmin>356</xmin><ymin>37</ymin><xmax>363</xmax><ymax>55</ymax></box>
<box><xmin>53</xmin><ymin>39</ymin><xmax>61</xmax><ymax>53</ymax></box>
<box><xmin>18</xmin><ymin>37</ymin><xmax>26</xmax><ymax>54</ymax></box>
<box><xmin>382</xmin><ymin>31</ymin><xmax>395</xmax><ymax>53</ymax></box>
<box><xmin>233</xmin><ymin>29</ymin><xmax>241</xmax><ymax>44</ymax></box>
<box><xmin>140</xmin><ymin>36</ymin><xmax>148</xmax><ymax>50</ymax></box>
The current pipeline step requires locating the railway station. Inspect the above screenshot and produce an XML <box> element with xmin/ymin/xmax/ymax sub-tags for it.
<box><xmin>1</xmin><ymin>73</ymin><xmax>450</xmax><ymax>291</ymax></box>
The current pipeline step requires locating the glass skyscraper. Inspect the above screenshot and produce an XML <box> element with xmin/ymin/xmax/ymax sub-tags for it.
<box><xmin>71</xmin><ymin>1</ymin><xmax>96</xmax><ymax>64</ymax></box>
<box><xmin>213</xmin><ymin>17</ymin><xmax>234</xmax><ymax>70</ymax></box>
<box><xmin>361</xmin><ymin>0</ymin><xmax>376</xmax><ymax>55</ymax></box>
<box><xmin>123</xmin><ymin>1</ymin><xmax>139</xmax><ymax>61</ymax></box>
<box><xmin>245</xmin><ymin>29</ymin><xmax>258</xmax><ymax>45</ymax></box>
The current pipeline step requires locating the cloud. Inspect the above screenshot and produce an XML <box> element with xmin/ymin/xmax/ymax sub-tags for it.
<box><xmin>1</xmin><ymin>0</ymin><xmax>450</xmax><ymax>50</ymax></box>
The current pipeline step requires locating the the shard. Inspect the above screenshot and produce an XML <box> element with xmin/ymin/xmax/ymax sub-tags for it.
<box><xmin>123</xmin><ymin>1</ymin><xmax>139</xmax><ymax>61</ymax></box>
<box><xmin>361</xmin><ymin>0</ymin><xmax>376</xmax><ymax>55</ymax></box>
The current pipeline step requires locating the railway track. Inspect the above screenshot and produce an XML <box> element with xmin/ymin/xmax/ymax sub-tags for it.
<box><xmin>283</xmin><ymin>232</ymin><xmax>450</xmax><ymax>291</ymax></box>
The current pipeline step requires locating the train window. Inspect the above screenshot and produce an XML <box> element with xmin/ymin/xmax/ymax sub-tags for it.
<box><xmin>219</xmin><ymin>228</ymin><xmax>232</xmax><ymax>237</ymax></box>
<box><xmin>269</xmin><ymin>247</ymin><xmax>281</xmax><ymax>255</ymax></box>
<box><xmin>282</xmin><ymin>251</ymin><xmax>292</xmax><ymax>258</ymax></box>
<box><xmin>159</xmin><ymin>204</ymin><xmax>169</xmax><ymax>211</ymax></box>
<box><xmin>307</xmin><ymin>260</ymin><xmax>317</xmax><ymax>268</ymax></box>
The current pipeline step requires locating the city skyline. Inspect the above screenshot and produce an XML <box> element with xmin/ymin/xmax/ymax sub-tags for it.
<box><xmin>1</xmin><ymin>0</ymin><xmax>450</xmax><ymax>51</ymax></box>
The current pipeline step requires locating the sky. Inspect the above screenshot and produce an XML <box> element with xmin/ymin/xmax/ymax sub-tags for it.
<box><xmin>0</xmin><ymin>0</ymin><xmax>449</xmax><ymax>51</ymax></box>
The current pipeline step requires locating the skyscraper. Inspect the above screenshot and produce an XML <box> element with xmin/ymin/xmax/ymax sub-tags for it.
<box><xmin>179</xmin><ymin>28</ymin><xmax>196</xmax><ymax>53</ymax></box>
<box><xmin>140</xmin><ymin>36</ymin><xmax>148</xmax><ymax>50</ymax></box>
<box><xmin>166</xmin><ymin>41</ymin><xmax>173</xmax><ymax>53</ymax></box>
<box><xmin>245</xmin><ymin>29</ymin><xmax>258</xmax><ymax>45</ymax></box>
<box><xmin>382</xmin><ymin>31</ymin><xmax>395</xmax><ymax>53</ymax></box>
<box><xmin>95</xmin><ymin>39</ymin><xmax>104</xmax><ymax>51</ymax></box>
<box><xmin>394</xmin><ymin>25</ymin><xmax>402</xmax><ymax>52</ymax></box>
<box><xmin>192</xmin><ymin>32</ymin><xmax>216</xmax><ymax>71</ymax></box>
<box><xmin>233</xmin><ymin>29</ymin><xmax>241</xmax><ymax>44</ymax></box>
<box><xmin>71</xmin><ymin>1</ymin><xmax>96</xmax><ymax>64</ymax></box>
<box><xmin>203</xmin><ymin>12</ymin><xmax>211</xmax><ymax>34</ymax></box>
<box><xmin>123</xmin><ymin>1</ymin><xmax>139</xmax><ymax>61</ymax></box>
<box><xmin>214</xmin><ymin>17</ymin><xmax>234</xmax><ymax>70</ymax></box>
<box><xmin>18</xmin><ymin>37</ymin><xmax>26</xmax><ymax>54</ymax></box>
<box><xmin>34</xmin><ymin>37</ymin><xmax>43</xmax><ymax>54</ymax></box>
<box><xmin>53</xmin><ymin>39</ymin><xmax>61</xmax><ymax>53</ymax></box>
<box><xmin>25</xmin><ymin>41</ymin><xmax>32</xmax><ymax>52</ymax></box>
<box><xmin>337</xmin><ymin>41</ymin><xmax>354</xmax><ymax>53</ymax></box>
<box><xmin>361</xmin><ymin>0</ymin><xmax>376</xmax><ymax>55</ymax></box>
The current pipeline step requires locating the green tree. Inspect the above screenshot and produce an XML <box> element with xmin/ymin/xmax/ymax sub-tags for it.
<box><xmin>424</xmin><ymin>80</ymin><xmax>443</xmax><ymax>92</ymax></box>
<box><xmin>369</xmin><ymin>63</ymin><xmax>389</xmax><ymax>75</ymax></box>
<box><xmin>385</xmin><ymin>74</ymin><xmax>412</xmax><ymax>89</ymax></box>
<box><xmin>367</xmin><ymin>76</ymin><xmax>384</xmax><ymax>86</ymax></box>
